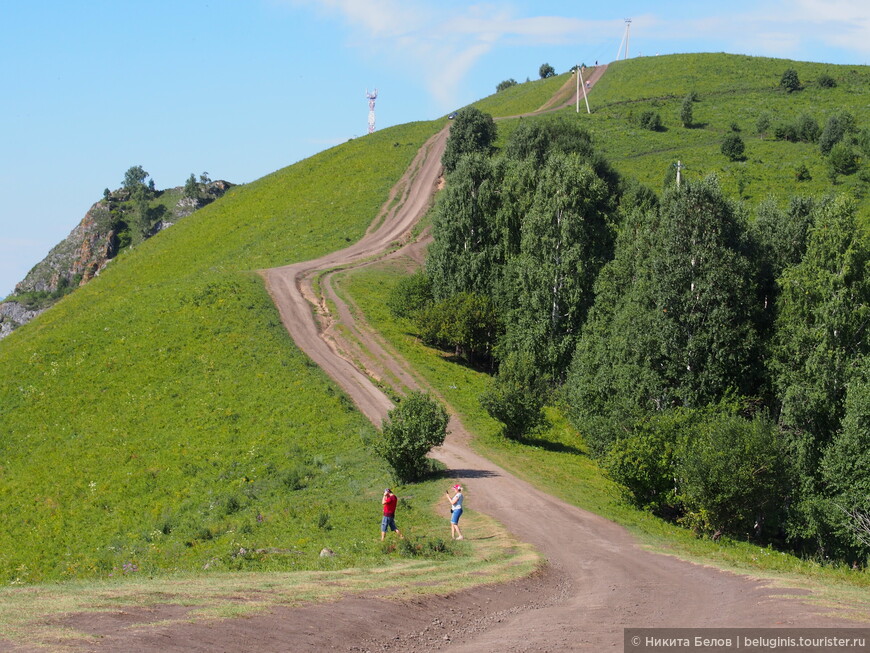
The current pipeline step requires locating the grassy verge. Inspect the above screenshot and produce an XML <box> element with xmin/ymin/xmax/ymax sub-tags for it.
<box><xmin>336</xmin><ymin>258</ymin><xmax>870</xmax><ymax>620</ymax></box>
<box><xmin>0</xmin><ymin>497</ymin><xmax>539</xmax><ymax>648</ymax></box>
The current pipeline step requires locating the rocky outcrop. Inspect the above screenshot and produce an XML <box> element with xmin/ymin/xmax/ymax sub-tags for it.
<box><xmin>2</xmin><ymin>180</ymin><xmax>233</xmax><ymax>340</ymax></box>
<box><xmin>0</xmin><ymin>302</ymin><xmax>45</xmax><ymax>339</ymax></box>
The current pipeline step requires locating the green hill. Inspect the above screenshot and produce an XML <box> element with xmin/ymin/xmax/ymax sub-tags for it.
<box><xmin>0</xmin><ymin>121</ymin><xmax>445</xmax><ymax>583</ymax></box>
<box><xmin>548</xmin><ymin>53</ymin><xmax>870</xmax><ymax>215</ymax></box>
<box><xmin>1</xmin><ymin>53</ymin><xmax>869</xmax><ymax>588</ymax></box>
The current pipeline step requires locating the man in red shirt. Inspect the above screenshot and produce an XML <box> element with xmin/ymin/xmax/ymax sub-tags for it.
<box><xmin>381</xmin><ymin>489</ymin><xmax>403</xmax><ymax>541</ymax></box>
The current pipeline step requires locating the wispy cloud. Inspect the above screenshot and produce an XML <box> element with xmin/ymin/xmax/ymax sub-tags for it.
<box><xmin>283</xmin><ymin>0</ymin><xmax>621</xmax><ymax>108</ymax></box>
<box><xmin>282</xmin><ymin>0</ymin><xmax>870</xmax><ymax>109</ymax></box>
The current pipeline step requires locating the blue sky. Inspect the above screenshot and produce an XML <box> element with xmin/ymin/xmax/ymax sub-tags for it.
<box><xmin>2</xmin><ymin>0</ymin><xmax>869</xmax><ymax>297</ymax></box>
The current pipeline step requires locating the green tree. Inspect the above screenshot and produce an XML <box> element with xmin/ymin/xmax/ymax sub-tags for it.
<box><xmin>828</xmin><ymin>141</ymin><xmax>858</xmax><ymax>176</ymax></box>
<box><xmin>721</xmin><ymin>133</ymin><xmax>745</xmax><ymax>160</ymax></box>
<box><xmin>772</xmin><ymin>196</ymin><xmax>870</xmax><ymax>503</ymax></box>
<box><xmin>441</xmin><ymin>107</ymin><xmax>497</xmax><ymax>173</ymax></box>
<box><xmin>539</xmin><ymin>63</ymin><xmax>555</xmax><ymax>79</ymax></box>
<box><xmin>821</xmin><ymin>361</ymin><xmax>870</xmax><ymax>556</ymax></box>
<box><xmin>676</xmin><ymin>412</ymin><xmax>789</xmax><ymax>539</ymax></box>
<box><xmin>416</xmin><ymin>292</ymin><xmax>501</xmax><ymax>363</ymax></box>
<box><xmin>780</xmin><ymin>68</ymin><xmax>801</xmax><ymax>93</ymax></box>
<box><xmin>501</xmin><ymin>152</ymin><xmax>615</xmax><ymax>379</ymax></box>
<box><xmin>680</xmin><ymin>95</ymin><xmax>694</xmax><ymax>128</ymax></box>
<box><xmin>479</xmin><ymin>352</ymin><xmax>547</xmax><ymax>439</ymax></box>
<box><xmin>123</xmin><ymin>165</ymin><xmax>150</xmax><ymax>196</ymax></box>
<box><xmin>427</xmin><ymin>154</ymin><xmax>501</xmax><ymax>299</ymax></box>
<box><xmin>566</xmin><ymin>176</ymin><xmax>762</xmax><ymax>419</ymax></box>
<box><xmin>183</xmin><ymin>173</ymin><xmax>200</xmax><ymax>200</ymax></box>
<box><xmin>496</xmin><ymin>78</ymin><xmax>518</xmax><ymax>92</ymax></box>
<box><xmin>374</xmin><ymin>392</ymin><xmax>449</xmax><ymax>483</ymax></box>
<box><xmin>819</xmin><ymin>111</ymin><xmax>855</xmax><ymax>155</ymax></box>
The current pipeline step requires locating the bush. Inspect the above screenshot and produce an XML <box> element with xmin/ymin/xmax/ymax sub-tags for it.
<box><xmin>720</xmin><ymin>132</ymin><xmax>745</xmax><ymax>161</ymax></box>
<box><xmin>480</xmin><ymin>354</ymin><xmax>547</xmax><ymax>439</ymax></box>
<box><xmin>819</xmin><ymin>111</ymin><xmax>855</xmax><ymax>155</ymax></box>
<box><xmin>496</xmin><ymin>78</ymin><xmax>518</xmax><ymax>93</ymax></box>
<box><xmin>539</xmin><ymin>63</ymin><xmax>555</xmax><ymax>79</ymax></box>
<box><xmin>387</xmin><ymin>271</ymin><xmax>433</xmax><ymax>320</ymax></box>
<box><xmin>795</xmin><ymin>164</ymin><xmax>811</xmax><ymax>182</ymax></box>
<box><xmin>828</xmin><ymin>142</ymin><xmax>858</xmax><ymax>176</ymax></box>
<box><xmin>638</xmin><ymin>111</ymin><xmax>662</xmax><ymax>131</ymax></box>
<box><xmin>416</xmin><ymin>292</ymin><xmax>501</xmax><ymax>363</ymax></box>
<box><xmin>676</xmin><ymin>413</ymin><xmax>789</xmax><ymax>539</ymax></box>
<box><xmin>780</xmin><ymin>68</ymin><xmax>801</xmax><ymax>93</ymax></box>
<box><xmin>602</xmin><ymin>411</ymin><xmax>693</xmax><ymax>515</ymax></box>
<box><xmin>817</xmin><ymin>73</ymin><xmax>837</xmax><ymax>88</ymax></box>
<box><xmin>374</xmin><ymin>392</ymin><xmax>449</xmax><ymax>483</ymax></box>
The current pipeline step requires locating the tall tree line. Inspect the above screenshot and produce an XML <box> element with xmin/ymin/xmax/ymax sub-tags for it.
<box><xmin>391</xmin><ymin>107</ymin><xmax>870</xmax><ymax>563</ymax></box>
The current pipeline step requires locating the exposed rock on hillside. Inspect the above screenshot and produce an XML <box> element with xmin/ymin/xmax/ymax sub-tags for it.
<box><xmin>1</xmin><ymin>180</ymin><xmax>233</xmax><ymax>340</ymax></box>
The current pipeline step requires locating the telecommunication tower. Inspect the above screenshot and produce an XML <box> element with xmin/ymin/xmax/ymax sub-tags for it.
<box><xmin>366</xmin><ymin>89</ymin><xmax>378</xmax><ymax>134</ymax></box>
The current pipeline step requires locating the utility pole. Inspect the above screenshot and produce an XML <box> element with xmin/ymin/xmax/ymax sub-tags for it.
<box><xmin>577</xmin><ymin>66</ymin><xmax>591</xmax><ymax>114</ymax></box>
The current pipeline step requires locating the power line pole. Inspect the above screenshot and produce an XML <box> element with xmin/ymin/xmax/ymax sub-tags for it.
<box><xmin>577</xmin><ymin>66</ymin><xmax>591</xmax><ymax>114</ymax></box>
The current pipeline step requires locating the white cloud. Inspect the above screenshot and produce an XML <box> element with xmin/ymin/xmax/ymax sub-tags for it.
<box><xmin>282</xmin><ymin>0</ymin><xmax>870</xmax><ymax>110</ymax></box>
<box><xmin>284</xmin><ymin>0</ymin><xmax>627</xmax><ymax>108</ymax></box>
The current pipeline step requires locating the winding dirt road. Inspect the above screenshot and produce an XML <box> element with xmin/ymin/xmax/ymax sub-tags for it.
<box><xmin>257</xmin><ymin>71</ymin><xmax>867</xmax><ymax>650</ymax></box>
<box><xmin>56</xmin><ymin>69</ymin><xmax>865</xmax><ymax>652</ymax></box>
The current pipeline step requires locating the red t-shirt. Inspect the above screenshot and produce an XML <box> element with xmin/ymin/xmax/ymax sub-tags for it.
<box><xmin>383</xmin><ymin>494</ymin><xmax>397</xmax><ymax>517</ymax></box>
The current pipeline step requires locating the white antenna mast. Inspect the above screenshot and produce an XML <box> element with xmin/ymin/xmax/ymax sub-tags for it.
<box><xmin>366</xmin><ymin>89</ymin><xmax>378</xmax><ymax>134</ymax></box>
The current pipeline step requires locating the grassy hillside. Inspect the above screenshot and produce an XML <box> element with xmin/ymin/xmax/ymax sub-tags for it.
<box><xmin>0</xmin><ymin>67</ymin><xmax>566</xmax><ymax>588</ymax></box>
<box><xmin>472</xmin><ymin>71</ymin><xmax>574</xmax><ymax>117</ymax></box>
<box><xmin>0</xmin><ymin>121</ymin><xmax>448</xmax><ymax>584</ymax></box>
<box><xmin>551</xmin><ymin>53</ymin><xmax>870</xmax><ymax>216</ymax></box>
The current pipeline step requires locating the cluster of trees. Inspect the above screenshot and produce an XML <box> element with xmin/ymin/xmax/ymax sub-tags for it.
<box><xmin>389</xmin><ymin>107</ymin><xmax>870</xmax><ymax>563</ymax></box>
<box><xmin>100</xmin><ymin>165</ymin><xmax>163</xmax><ymax>248</ymax></box>
<box><xmin>759</xmin><ymin>71</ymin><xmax>869</xmax><ymax>181</ymax></box>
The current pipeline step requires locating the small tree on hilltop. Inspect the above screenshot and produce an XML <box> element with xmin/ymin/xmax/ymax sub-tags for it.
<box><xmin>374</xmin><ymin>392</ymin><xmax>449</xmax><ymax>483</ymax></box>
<box><xmin>780</xmin><ymin>68</ymin><xmax>801</xmax><ymax>93</ymax></box>
<box><xmin>539</xmin><ymin>63</ymin><xmax>555</xmax><ymax>79</ymax></box>
<box><xmin>183</xmin><ymin>173</ymin><xmax>200</xmax><ymax>200</ymax></box>
<box><xmin>123</xmin><ymin>165</ymin><xmax>150</xmax><ymax>195</ymax></box>
<box><xmin>497</xmin><ymin>78</ymin><xmax>518</xmax><ymax>92</ymax></box>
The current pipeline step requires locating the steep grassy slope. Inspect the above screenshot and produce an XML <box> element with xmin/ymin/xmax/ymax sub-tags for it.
<box><xmin>0</xmin><ymin>121</ymin><xmax>445</xmax><ymax>583</ymax></box>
